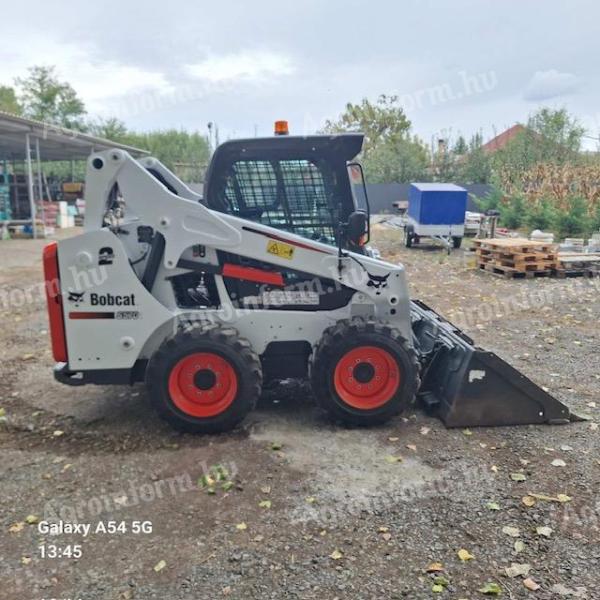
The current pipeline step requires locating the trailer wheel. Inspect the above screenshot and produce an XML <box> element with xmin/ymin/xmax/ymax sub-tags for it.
<box><xmin>147</xmin><ymin>323</ymin><xmax>262</xmax><ymax>433</ymax></box>
<box><xmin>404</xmin><ymin>226</ymin><xmax>414</xmax><ymax>248</ymax></box>
<box><xmin>311</xmin><ymin>317</ymin><xmax>419</xmax><ymax>426</ymax></box>
<box><xmin>452</xmin><ymin>236</ymin><xmax>463</xmax><ymax>249</ymax></box>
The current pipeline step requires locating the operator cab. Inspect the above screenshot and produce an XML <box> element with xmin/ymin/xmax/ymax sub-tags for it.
<box><xmin>203</xmin><ymin>131</ymin><xmax>368</xmax><ymax>248</ymax></box>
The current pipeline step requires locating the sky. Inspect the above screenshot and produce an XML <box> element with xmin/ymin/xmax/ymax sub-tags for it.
<box><xmin>2</xmin><ymin>0</ymin><xmax>599</xmax><ymax>149</ymax></box>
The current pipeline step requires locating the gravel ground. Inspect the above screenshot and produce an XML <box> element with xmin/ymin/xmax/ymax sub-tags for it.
<box><xmin>0</xmin><ymin>226</ymin><xmax>598</xmax><ymax>600</ymax></box>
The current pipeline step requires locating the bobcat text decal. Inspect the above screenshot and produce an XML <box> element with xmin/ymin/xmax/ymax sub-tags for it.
<box><xmin>90</xmin><ymin>293</ymin><xmax>136</xmax><ymax>306</ymax></box>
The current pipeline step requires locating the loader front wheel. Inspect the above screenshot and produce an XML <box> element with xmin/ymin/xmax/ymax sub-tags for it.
<box><xmin>311</xmin><ymin>318</ymin><xmax>419</xmax><ymax>426</ymax></box>
<box><xmin>147</xmin><ymin>324</ymin><xmax>262</xmax><ymax>433</ymax></box>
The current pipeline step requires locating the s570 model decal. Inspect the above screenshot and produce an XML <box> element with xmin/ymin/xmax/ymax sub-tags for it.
<box><xmin>116</xmin><ymin>311</ymin><xmax>141</xmax><ymax>320</ymax></box>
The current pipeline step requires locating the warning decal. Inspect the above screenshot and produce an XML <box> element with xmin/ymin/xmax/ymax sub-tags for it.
<box><xmin>266</xmin><ymin>240</ymin><xmax>295</xmax><ymax>260</ymax></box>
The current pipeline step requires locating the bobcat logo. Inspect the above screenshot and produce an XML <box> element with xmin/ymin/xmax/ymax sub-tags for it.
<box><xmin>366</xmin><ymin>272</ymin><xmax>390</xmax><ymax>290</ymax></box>
<box><xmin>68</xmin><ymin>291</ymin><xmax>85</xmax><ymax>303</ymax></box>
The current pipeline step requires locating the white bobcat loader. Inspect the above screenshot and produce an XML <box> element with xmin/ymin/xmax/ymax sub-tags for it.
<box><xmin>43</xmin><ymin>126</ymin><xmax>579</xmax><ymax>433</ymax></box>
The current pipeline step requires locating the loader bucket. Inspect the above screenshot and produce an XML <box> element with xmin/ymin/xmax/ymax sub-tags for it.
<box><xmin>410</xmin><ymin>300</ymin><xmax>583</xmax><ymax>427</ymax></box>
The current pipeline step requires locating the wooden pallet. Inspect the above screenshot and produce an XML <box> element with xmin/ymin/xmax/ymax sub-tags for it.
<box><xmin>553</xmin><ymin>268</ymin><xmax>597</xmax><ymax>279</ymax></box>
<box><xmin>473</xmin><ymin>238</ymin><xmax>556</xmax><ymax>254</ymax></box>
<box><xmin>478</xmin><ymin>263</ymin><xmax>553</xmax><ymax>279</ymax></box>
<box><xmin>555</xmin><ymin>253</ymin><xmax>600</xmax><ymax>278</ymax></box>
<box><xmin>478</xmin><ymin>256</ymin><xmax>556</xmax><ymax>270</ymax></box>
<box><xmin>476</xmin><ymin>248</ymin><xmax>557</xmax><ymax>261</ymax></box>
<box><xmin>475</xmin><ymin>237</ymin><xmax>558</xmax><ymax>278</ymax></box>
<box><xmin>498</xmin><ymin>259</ymin><xmax>557</xmax><ymax>271</ymax></box>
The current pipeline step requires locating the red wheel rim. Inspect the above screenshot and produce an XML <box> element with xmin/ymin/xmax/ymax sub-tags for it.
<box><xmin>333</xmin><ymin>346</ymin><xmax>400</xmax><ymax>410</ymax></box>
<box><xmin>168</xmin><ymin>352</ymin><xmax>238</xmax><ymax>418</ymax></box>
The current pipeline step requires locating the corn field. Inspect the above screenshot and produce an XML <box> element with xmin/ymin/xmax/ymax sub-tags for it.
<box><xmin>498</xmin><ymin>162</ymin><xmax>600</xmax><ymax>213</ymax></box>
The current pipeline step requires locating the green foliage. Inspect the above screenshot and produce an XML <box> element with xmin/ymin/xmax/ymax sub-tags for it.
<box><xmin>529</xmin><ymin>107</ymin><xmax>584</xmax><ymax>158</ymax></box>
<box><xmin>16</xmin><ymin>66</ymin><xmax>86</xmax><ymax>130</ymax></box>
<box><xmin>79</xmin><ymin>118</ymin><xmax>210</xmax><ymax>180</ymax></box>
<box><xmin>459</xmin><ymin>133</ymin><xmax>492</xmax><ymax>184</ymax></box>
<box><xmin>453</xmin><ymin>135</ymin><xmax>468</xmax><ymax>155</ymax></box>
<box><xmin>46</xmin><ymin>127</ymin><xmax>210</xmax><ymax>183</ymax></box>
<box><xmin>592</xmin><ymin>204</ymin><xmax>600</xmax><ymax>232</ymax></box>
<box><xmin>553</xmin><ymin>196</ymin><xmax>592</xmax><ymax>238</ymax></box>
<box><xmin>323</xmin><ymin>95</ymin><xmax>428</xmax><ymax>182</ymax></box>
<box><xmin>493</xmin><ymin>107</ymin><xmax>585</xmax><ymax>174</ymax></box>
<box><xmin>123</xmin><ymin>130</ymin><xmax>210</xmax><ymax>181</ymax></box>
<box><xmin>88</xmin><ymin>117</ymin><xmax>129</xmax><ymax>141</ymax></box>
<box><xmin>474</xmin><ymin>186</ymin><xmax>503</xmax><ymax>211</ymax></box>
<box><xmin>524</xmin><ymin>198</ymin><xmax>557</xmax><ymax>231</ymax></box>
<box><xmin>0</xmin><ymin>85</ymin><xmax>22</xmax><ymax>114</ymax></box>
<box><xmin>323</xmin><ymin>95</ymin><xmax>411</xmax><ymax>157</ymax></box>
<box><xmin>475</xmin><ymin>188</ymin><xmax>596</xmax><ymax>238</ymax></box>
<box><xmin>363</xmin><ymin>134</ymin><xmax>429</xmax><ymax>183</ymax></box>
<box><xmin>499</xmin><ymin>195</ymin><xmax>526</xmax><ymax>229</ymax></box>
<box><xmin>431</xmin><ymin>144</ymin><xmax>457</xmax><ymax>182</ymax></box>
<box><xmin>45</xmin><ymin>161</ymin><xmax>86</xmax><ymax>183</ymax></box>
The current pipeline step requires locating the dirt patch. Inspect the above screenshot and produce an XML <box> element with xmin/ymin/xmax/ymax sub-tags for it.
<box><xmin>0</xmin><ymin>228</ymin><xmax>599</xmax><ymax>599</ymax></box>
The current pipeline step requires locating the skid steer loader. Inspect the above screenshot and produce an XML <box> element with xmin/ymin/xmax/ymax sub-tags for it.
<box><xmin>43</xmin><ymin>125</ymin><xmax>580</xmax><ymax>433</ymax></box>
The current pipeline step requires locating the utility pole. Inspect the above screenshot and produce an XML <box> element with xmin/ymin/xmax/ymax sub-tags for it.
<box><xmin>207</xmin><ymin>122</ymin><xmax>213</xmax><ymax>155</ymax></box>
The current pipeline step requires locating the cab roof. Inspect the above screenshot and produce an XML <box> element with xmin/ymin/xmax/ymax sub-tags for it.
<box><xmin>209</xmin><ymin>133</ymin><xmax>364</xmax><ymax>164</ymax></box>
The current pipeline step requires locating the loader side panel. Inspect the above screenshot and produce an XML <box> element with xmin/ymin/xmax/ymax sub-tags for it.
<box><xmin>57</xmin><ymin>229</ymin><xmax>173</xmax><ymax>370</ymax></box>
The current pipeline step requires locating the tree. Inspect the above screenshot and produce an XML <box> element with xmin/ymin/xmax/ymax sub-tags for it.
<box><xmin>323</xmin><ymin>95</ymin><xmax>428</xmax><ymax>182</ymax></box>
<box><xmin>123</xmin><ymin>130</ymin><xmax>210</xmax><ymax>182</ymax></box>
<box><xmin>16</xmin><ymin>66</ymin><xmax>86</xmax><ymax>130</ymax></box>
<box><xmin>529</xmin><ymin>107</ymin><xmax>584</xmax><ymax>159</ymax></box>
<box><xmin>453</xmin><ymin>135</ymin><xmax>468</xmax><ymax>155</ymax></box>
<box><xmin>0</xmin><ymin>85</ymin><xmax>22</xmax><ymax>114</ymax></box>
<box><xmin>323</xmin><ymin>95</ymin><xmax>411</xmax><ymax>157</ymax></box>
<box><xmin>431</xmin><ymin>140</ymin><xmax>458</xmax><ymax>182</ymax></box>
<box><xmin>88</xmin><ymin>117</ymin><xmax>129</xmax><ymax>141</ymax></box>
<box><xmin>553</xmin><ymin>196</ymin><xmax>591</xmax><ymax>237</ymax></box>
<box><xmin>524</xmin><ymin>198</ymin><xmax>557</xmax><ymax>231</ymax></box>
<box><xmin>499</xmin><ymin>194</ymin><xmax>526</xmax><ymax>230</ymax></box>
<box><xmin>459</xmin><ymin>132</ymin><xmax>492</xmax><ymax>183</ymax></box>
<box><xmin>493</xmin><ymin>107</ymin><xmax>584</xmax><ymax>174</ymax></box>
<box><xmin>364</xmin><ymin>135</ymin><xmax>430</xmax><ymax>183</ymax></box>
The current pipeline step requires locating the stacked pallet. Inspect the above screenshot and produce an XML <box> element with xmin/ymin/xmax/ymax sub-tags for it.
<box><xmin>555</xmin><ymin>253</ymin><xmax>600</xmax><ymax>278</ymax></box>
<box><xmin>473</xmin><ymin>238</ymin><xmax>558</xmax><ymax>279</ymax></box>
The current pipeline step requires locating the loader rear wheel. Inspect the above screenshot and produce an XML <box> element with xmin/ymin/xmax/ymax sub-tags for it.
<box><xmin>147</xmin><ymin>324</ymin><xmax>262</xmax><ymax>433</ymax></box>
<box><xmin>311</xmin><ymin>318</ymin><xmax>419</xmax><ymax>426</ymax></box>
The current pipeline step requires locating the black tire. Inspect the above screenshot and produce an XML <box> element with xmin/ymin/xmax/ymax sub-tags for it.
<box><xmin>147</xmin><ymin>323</ymin><xmax>262</xmax><ymax>433</ymax></box>
<box><xmin>452</xmin><ymin>236</ymin><xmax>463</xmax><ymax>249</ymax></box>
<box><xmin>404</xmin><ymin>226</ymin><xmax>413</xmax><ymax>248</ymax></box>
<box><xmin>310</xmin><ymin>317</ymin><xmax>419</xmax><ymax>426</ymax></box>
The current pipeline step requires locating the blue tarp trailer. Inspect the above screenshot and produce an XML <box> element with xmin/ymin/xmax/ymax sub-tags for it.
<box><xmin>405</xmin><ymin>183</ymin><xmax>467</xmax><ymax>251</ymax></box>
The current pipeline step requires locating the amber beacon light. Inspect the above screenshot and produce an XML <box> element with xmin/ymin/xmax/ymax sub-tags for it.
<box><xmin>274</xmin><ymin>120</ymin><xmax>289</xmax><ymax>135</ymax></box>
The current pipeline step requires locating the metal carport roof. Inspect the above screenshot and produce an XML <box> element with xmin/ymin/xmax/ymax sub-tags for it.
<box><xmin>0</xmin><ymin>111</ymin><xmax>149</xmax><ymax>238</ymax></box>
<box><xmin>0</xmin><ymin>110</ymin><xmax>148</xmax><ymax>160</ymax></box>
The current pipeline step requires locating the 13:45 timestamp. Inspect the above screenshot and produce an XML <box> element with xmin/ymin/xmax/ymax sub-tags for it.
<box><xmin>39</xmin><ymin>544</ymin><xmax>82</xmax><ymax>559</ymax></box>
